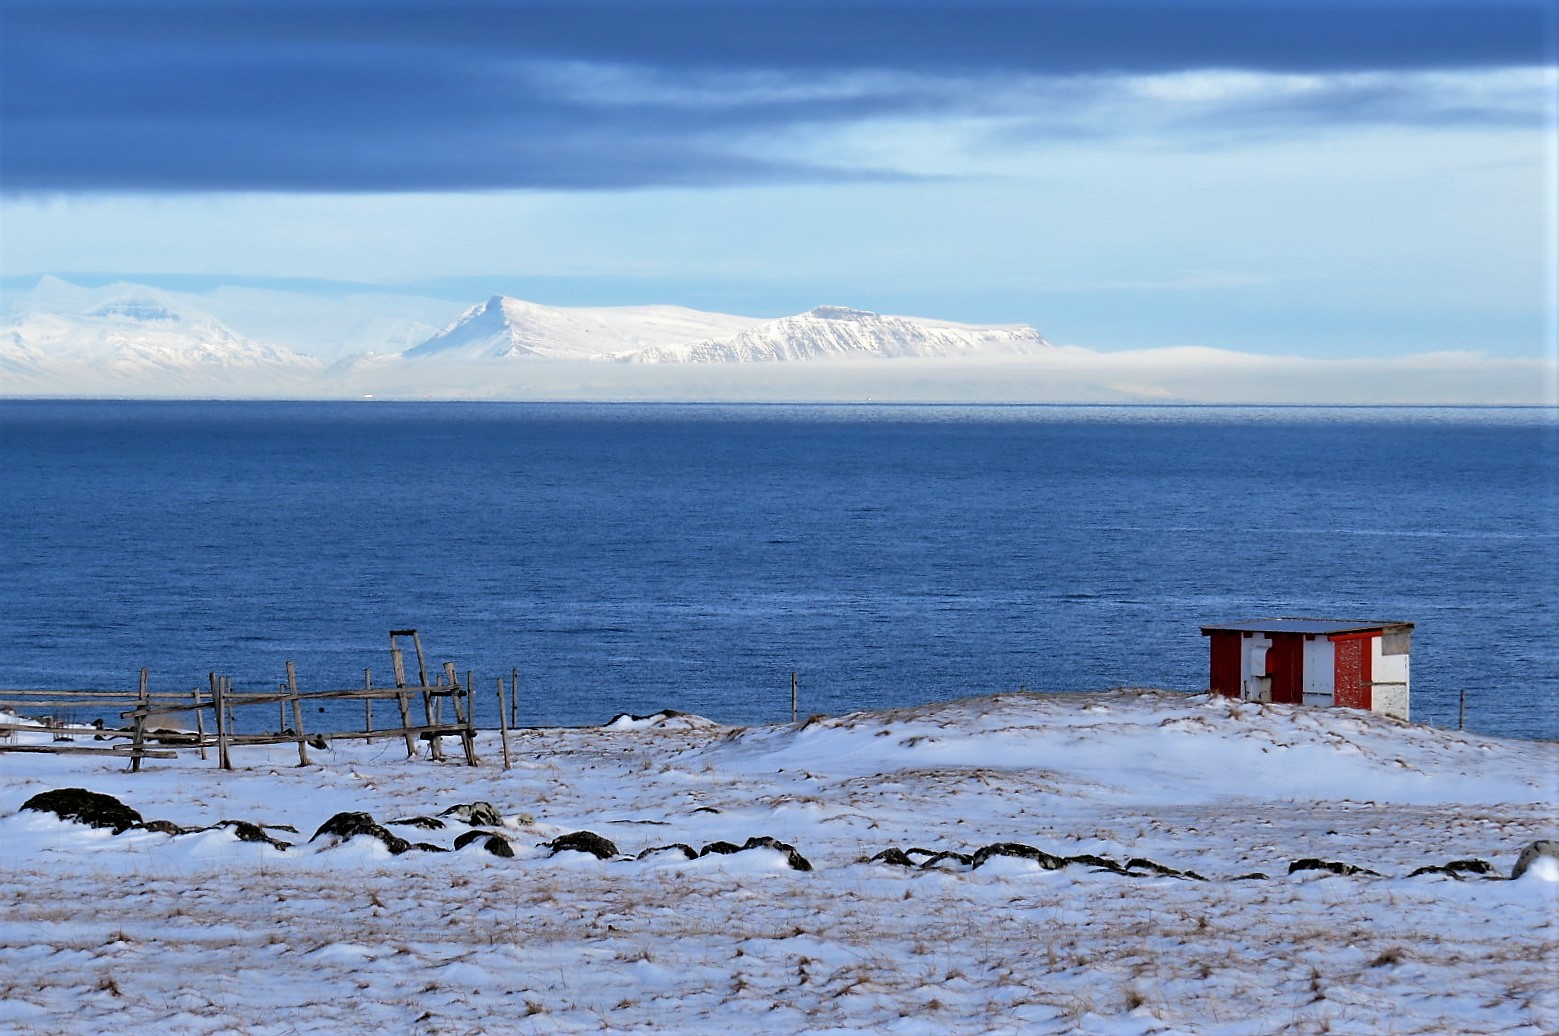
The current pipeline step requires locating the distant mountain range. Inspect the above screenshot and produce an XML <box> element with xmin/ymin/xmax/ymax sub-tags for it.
<box><xmin>409</xmin><ymin>296</ymin><xmax>1050</xmax><ymax>364</ymax></box>
<box><xmin>1</xmin><ymin>278</ymin><xmax>1544</xmax><ymax>404</ymax></box>
<box><xmin>0</xmin><ymin>279</ymin><xmax>1052</xmax><ymax>396</ymax></box>
<box><xmin>2</xmin><ymin>292</ymin><xmax>324</xmax><ymax>394</ymax></box>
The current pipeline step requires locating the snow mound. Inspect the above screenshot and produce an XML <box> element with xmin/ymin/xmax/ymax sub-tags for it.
<box><xmin>692</xmin><ymin>689</ymin><xmax>1552</xmax><ymax>807</ymax></box>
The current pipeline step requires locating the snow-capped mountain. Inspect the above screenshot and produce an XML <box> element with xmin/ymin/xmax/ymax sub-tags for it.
<box><xmin>405</xmin><ymin>295</ymin><xmax>765</xmax><ymax>361</ymax></box>
<box><xmin>621</xmin><ymin>305</ymin><xmax>1052</xmax><ymax>363</ymax></box>
<box><xmin>1</xmin><ymin>288</ymin><xmax>323</xmax><ymax>393</ymax></box>
<box><xmin>403</xmin><ymin>297</ymin><xmax>1050</xmax><ymax>364</ymax></box>
<box><xmin>0</xmin><ymin>277</ymin><xmax>1063</xmax><ymax>399</ymax></box>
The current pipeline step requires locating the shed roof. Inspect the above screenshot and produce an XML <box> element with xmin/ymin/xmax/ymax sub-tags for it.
<box><xmin>1199</xmin><ymin>618</ymin><xmax>1414</xmax><ymax>636</ymax></box>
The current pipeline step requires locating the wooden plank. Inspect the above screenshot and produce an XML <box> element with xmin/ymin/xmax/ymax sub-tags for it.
<box><xmin>0</xmin><ymin>744</ymin><xmax>178</xmax><ymax>758</ymax></box>
<box><xmin>0</xmin><ymin>690</ymin><xmax>168</xmax><ymax>699</ymax></box>
<box><xmin>411</xmin><ymin>632</ymin><xmax>429</xmax><ymax>688</ymax></box>
<box><xmin>221</xmin><ymin>723</ymin><xmax>468</xmax><ymax>745</ymax></box>
<box><xmin>0</xmin><ymin>724</ymin><xmax>127</xmax><ymax>737</ymax></box>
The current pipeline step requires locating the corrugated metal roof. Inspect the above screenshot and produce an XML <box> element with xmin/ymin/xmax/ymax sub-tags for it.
<box><xmin>1199</xmin><ymin>618</ymin><xmax>1414</xmax><ymax>636</ymax></box>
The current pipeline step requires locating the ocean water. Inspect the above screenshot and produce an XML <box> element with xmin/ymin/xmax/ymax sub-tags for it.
<box><xmin>0</xmin><ymin>400</ymin><xmax>1553</xmax><ymax>740</ymax></box>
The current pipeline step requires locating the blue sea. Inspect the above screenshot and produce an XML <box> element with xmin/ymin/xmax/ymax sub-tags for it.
<box><xmin>0</xmin><ymin>400</ymin><xmax>1554</xmax><ymax>740</ymax></box>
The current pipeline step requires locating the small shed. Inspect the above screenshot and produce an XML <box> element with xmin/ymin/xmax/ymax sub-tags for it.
<box><xmin>1200</xmin><ymin>618</ymin><xmax>1413</xmax><ymax>721</ymax></box>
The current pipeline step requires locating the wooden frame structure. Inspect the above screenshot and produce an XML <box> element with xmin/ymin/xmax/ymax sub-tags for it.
<box><xmin>0</xmin><ymin>631</ymin><xmax>504</xmax><ymax>771</ymax></box>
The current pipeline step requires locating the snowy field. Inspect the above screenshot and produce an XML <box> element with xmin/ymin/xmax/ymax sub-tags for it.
<box><xmin>1</xmin><ymin>689</ymin><xmax>1555</xmax><ymax>1035</ymax></box>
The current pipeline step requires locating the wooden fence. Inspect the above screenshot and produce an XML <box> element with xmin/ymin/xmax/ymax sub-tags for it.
<box><xmin>0</xmin><ymin>631</ymin><xmax>517</xmax><ymax>771</ymax></box>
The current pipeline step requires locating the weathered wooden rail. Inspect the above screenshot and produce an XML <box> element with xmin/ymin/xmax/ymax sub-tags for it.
<box><xmin>0</xmin><ymin>631</ymin><xmax>517</xmax><ymax>771</ymax></box>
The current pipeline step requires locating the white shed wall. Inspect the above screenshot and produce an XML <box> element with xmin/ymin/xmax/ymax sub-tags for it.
<box><xmin>1240</xmin><ymin>636</ymin><xmax>1271</xmax><ymax>702</ymax></box>
<box><xmin>1371</xmin><ymin>636</ymin><xmax>1411</xmax><ymax>720</ymax></box>
<box><xmin>1302</xmin><ymin>637</ymin><xmax>1335</xmax><ymax>707</ymax></box>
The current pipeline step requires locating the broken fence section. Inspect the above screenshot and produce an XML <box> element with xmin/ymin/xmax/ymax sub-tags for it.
<box><xmin>0</xmin><ymin>632</ymin><xmax>518</xmax><ymax>771</ymax></box>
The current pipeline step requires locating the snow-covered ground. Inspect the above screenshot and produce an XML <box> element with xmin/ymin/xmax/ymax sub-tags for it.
<box><xmin>2</xmin><ymin>689</ymin><xmax>1554</xmax><ymax>1035</ymax></box>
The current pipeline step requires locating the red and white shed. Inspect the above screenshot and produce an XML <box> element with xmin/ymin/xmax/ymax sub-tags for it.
<box><xmin>1200</xmin><ymin>618</ymin><xmax>1413</xmax><ymax>721</ymax></box>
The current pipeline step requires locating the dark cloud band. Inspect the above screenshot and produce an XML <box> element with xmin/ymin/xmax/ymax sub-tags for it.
<box><xmin>2</xmin><ymin>1</ymin><xmax>1549</xmax><ymax>193</ymax></box>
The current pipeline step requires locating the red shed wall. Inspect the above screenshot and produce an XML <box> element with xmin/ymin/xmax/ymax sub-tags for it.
<box><xmin>1208</xmin><ymin>631</ymin><xmax>1241</xmax><ymax>698</ymax></box>
<box><xmin>1331</xmin><ymin>633</ymin><xmax>1376</xmax><ymax>711</ymax></box>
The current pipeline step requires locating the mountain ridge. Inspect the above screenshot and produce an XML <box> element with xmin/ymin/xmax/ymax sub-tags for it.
<box><xmin>408</xmin><ymin>295</ymin><xmax>1051</xmax><ymax>364</ymax></box>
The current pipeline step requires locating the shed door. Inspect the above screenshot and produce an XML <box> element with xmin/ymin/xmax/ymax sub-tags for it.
<box><xmin>1333</xmin><ymin>637</ymin><xmax>1372</xmax><ymax>711</ymax></box>
<box><xmin>1267</xmin><ymin>634</ymin><xmax>1305</xmax><ymax>705</ymax></box>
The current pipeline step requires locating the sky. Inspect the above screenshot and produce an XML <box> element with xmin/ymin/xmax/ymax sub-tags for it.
<box><xmin>2</xmin><ymin>0</ymin><xmax>1556</xmax><ymax>364</ymax></box>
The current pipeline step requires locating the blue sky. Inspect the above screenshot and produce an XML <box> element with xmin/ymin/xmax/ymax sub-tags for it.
<box><xmin>2</xmin><ymin>0</ymin><xmax>1555</xmax><ymax>359</ymax></box>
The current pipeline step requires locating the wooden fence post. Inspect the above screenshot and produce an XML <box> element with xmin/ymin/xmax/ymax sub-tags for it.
<box><xmin>422</xmin><ymin>665</ymin><xmax>445</xmax><ymax>763</ymax></box>
<box><xmin>191</xmin><ymin>684</ymin><xmax>208</xmax><ymax>761</ymax></box>
<box><xmin>496</xmin><ymin>676</ymin><xmax>512</xmax><ymax>771</ymax></box>
<box><xmin>211</xmin><ymin>673</ymin><xmax>232</xmax><ymax>771</ymax></box>
<box><xmin>363</xmin><ymin>668</ymin><xmax>373</xmax><ymax>743</ymax></box>
<box><xmin>285</xmin><ymin>661</ymin><xmax>310</xmax><ymax>766</ymax></box>
<box><xmin>395</xmin><ymin>687</ymin><xmax>416</xmax><ymax>759</ymax></box>
<box><xmin>791</xmin><ymin>671</ymin><xmax>798</xmax><ymax>724</ymax></box>
<box><xmin>129</xmin><ymin>667</ymin><xmax>149</xmax><ymax>773</ymax></box>
<box><xmin>462</xmin><ymin>668</ymin><xmax>478</xmax><ymax>766</ymax></box>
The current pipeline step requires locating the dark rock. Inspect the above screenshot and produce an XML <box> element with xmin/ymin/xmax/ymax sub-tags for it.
<box><xmin>309</xmin><ymin>811</ymin><xmax>413</xmax><ymax>855</ymax></box>
<box><xmin>917</xmin><ymin>850</ymin><xmax>974</xmax><ymax>869</ymax></box>
<box><xmin>1446</xmin><ymin>858</ymin><xmax>1496</xmax><ymax>876</ymax></box>
<box><xmin>738</xmin><ymin>835</ymin><xmax>812</xmax><ymax>872</ymax></box>
<box><xmin>220</xmin><ymin>820</ymin><xmax>292</xmax><ymax>850</ymax></box>
<box><xmin>869</xmin><ymin>847</ymin><xmax>917</xmax><ymax>867</ymax></box>
<box><xmin>136</xmin><ymin>819</ymin><xmax>187</xmax><ymax>836</ymax></box>
<box><xmin>21</xmin><ymin>788</ymin><xmax>142</xmax><ymax>834</ymax></box>
<box><xmin>454</xmin><ymin>830</ymin><xmax>512</xmax><ymax>857</ymax></box>
<box><xmin>1288</xmin><ymin>857</ymin><xmax>1382</xmax><ymax>877</ymax></box>
<box><xmin>970</xmin><ymin>842</ymin><xmax>1066</xmax><ymax>870</ymax></box>
<box><xmin>416</xmin><ymin>842</ymin><xmax>449</xmax><ymax>853</ymax></box>
<box><xmin>388</xmin><ymin>816</ymin><xmax>446</xmax><ymax>830</ymax></box>
<box><xmin>1407</xmin><ymin>859</ymin><xmax>1497</xmax><ymax>879</ymax></box>
<box><xmin>1064</xmin><ymin>852</ymin><xmax>1128</xmax><ymax>874</ymax></box>
<box><xmin>690</xmin><ymin>806</ymin><xmax>721</xmax><ymax>815</ymax></box>
<box><xmin>1125</xmin><ymin>857</ymin><xmax>1205</xmax><ymax>881</ymax></box>
<box><xmin>605</xmin><ymin>709</ymin><xmax>685</xmax><ymax>726</ymax></box>
<box><xmin>146</xmin><ymin>728</ymin><xmax>199</xmax><ymax>745</ymax></box>
<box><xmin>1511</xmin><ymin>840</ymin><xmax>1559</xmax><ymax>880</ymax></box>
<box><xmin>440</xmin><ymin>802</ymin><xmax>503</xmax><ymax>827</ymax></box>
<box><xmin>546</xmin><ymin>830</ymin><xmax>619</xmax><ymax>860</ymax></box>
<box><xmin>1229</xmin><ymin>872</ymin><xmax>1272</xmax><ymax>881</ymax></box>
<box><xmin>637</xmin><ymin>843</ymin><xmax>698</xmax><ymax>861</ymax></box>
<box><xmin>691</xmin><ymin>836</ymin><xmax>812</xmax><ymax>870</ymax></box>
